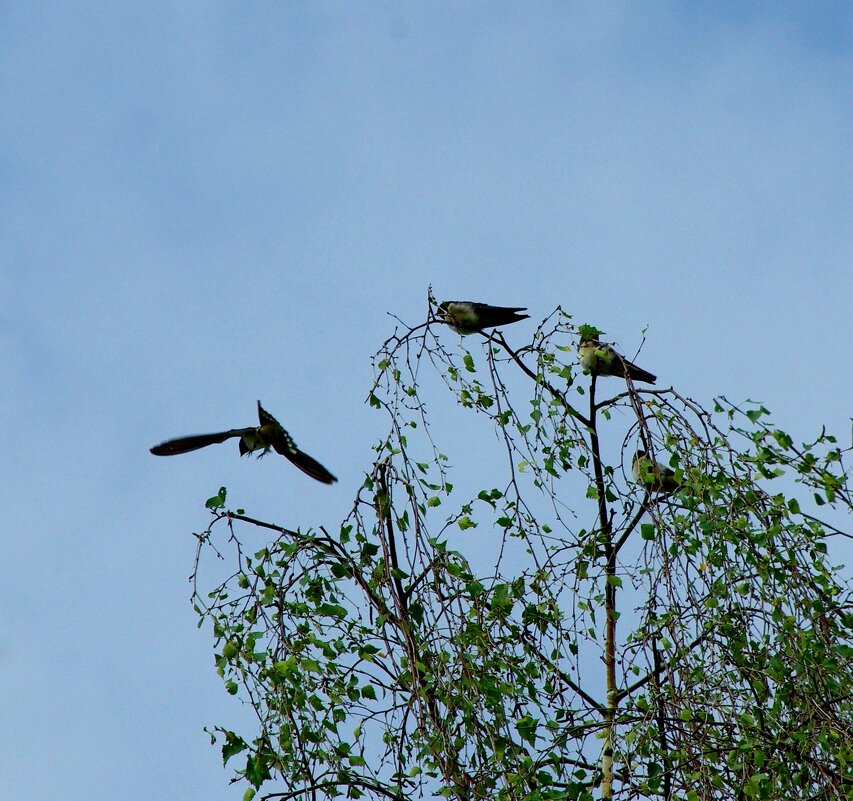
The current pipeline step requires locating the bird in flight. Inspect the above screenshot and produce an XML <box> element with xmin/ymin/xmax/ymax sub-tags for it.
<box><xmin>632</xmin><ymin>449</ymin><xmax>680</xmax><ymax>495</ymax></box>
<box><xmin>150</xmin><ymin>401</ymin><xmax>337</xmax><ymax>484</ymax></box>
<box><xmin>578</xmin><ymin>329</ymin><xmax>657</xmax><ymax>384</ymax></box>
<box><xmin>438</xmin><ymin>301</ymin><xmax>529</xmax><ymax>334</ymax></box>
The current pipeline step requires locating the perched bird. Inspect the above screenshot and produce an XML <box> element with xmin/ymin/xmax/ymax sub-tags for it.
<box><xmin>438</xmin><ymin>301</ymin><xmax>529</xmax><ymax>334</ymax></box>
<box><xmin>578</xmin><ymin>331</ymin><xmax>657</xmax><ymax>385</ymax></box>
<box><xmin>150</xmin><ymin>401</ymin><xmax>337</xmax><ymax>484</ymax></box>
<box><xmin>632</xmin><ymin>449</ymin><xmax>680</xmax><ymax>495</ymax></box>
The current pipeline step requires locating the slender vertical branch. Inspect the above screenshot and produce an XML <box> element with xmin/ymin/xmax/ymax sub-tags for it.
<box><xmin>587</xmin><ymin>375</ymin><xmax>618</xmax><ymax>799</ymax></box>
<box><xmin>374</xmin><ymin>464</ymin><xmax>472</xmax><ymax>800</ymax></box>
<box><xmin>652</xmin><ymin>632</ymin><xmax>672</xmax><ymax>801</ymax></box>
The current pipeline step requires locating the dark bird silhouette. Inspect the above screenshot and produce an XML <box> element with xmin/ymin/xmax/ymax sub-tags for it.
<box><xmin>578</xmin><ymin>332</ymin><xmax>657</xmax><ymax>384</ymax></box>
<box><xmin>150</xmin><ymin>401</ymin><xmax>337</xmax><ymax>484</ymax></box>
<box><xmin>438</xmin><ymin>301</ymin><xmax>529</xmax><ymax>334</ymax></box>
<box><xmin>632</xmin><ymin>449</ymin><xmax>680</xmax><ymax>495</ymax></box>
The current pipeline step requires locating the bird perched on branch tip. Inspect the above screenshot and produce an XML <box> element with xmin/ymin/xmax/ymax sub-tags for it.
<box><xmin>438</xmin><ymin>301</ymin><xmax>529</xmax><ymax>334</ymax></box>
<box><xmin>578</xmin><ymin>327</ymin><xmax>657</xmax><ymax>385</ymax></box>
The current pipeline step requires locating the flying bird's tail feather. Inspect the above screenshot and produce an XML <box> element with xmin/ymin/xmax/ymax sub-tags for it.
<box><xmin>150</xmin><ymin>429</ymin><xmax>250</xmax><ymax>456</ymax></box>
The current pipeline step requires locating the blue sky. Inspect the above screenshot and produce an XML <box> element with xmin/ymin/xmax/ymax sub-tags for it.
<box><xmin>1</xmin><ymin>4</ymin><xmax>851</xmax><ymax>799</ymax></box>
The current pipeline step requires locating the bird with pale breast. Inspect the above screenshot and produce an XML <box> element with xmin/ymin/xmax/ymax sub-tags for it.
<box><xmin>578</xmin><ymin>327</ymin><xmax>657</xmax><ymax>385</ymax></box>
<box><xmin>632</xmin><ymin>449</ymin><xmax>680</xmax><ymax>495</ymax></box>
<box><xmin>438</xmin><ymin>300</ymin><xmax>529</xmax><ymax>334</ymax></box>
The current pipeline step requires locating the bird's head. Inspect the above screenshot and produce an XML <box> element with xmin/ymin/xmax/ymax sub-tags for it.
<box><xmin>437</xmin><ymin>300</ymin><xmax>463</xmax><ymax>327</ymax></box>
<box><xmin>437</xmin><ymin>300</ymin><xmax>457</xmax><ymax>321</ymax></box>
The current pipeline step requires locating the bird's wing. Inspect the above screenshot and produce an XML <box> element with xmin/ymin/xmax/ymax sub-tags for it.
<box><xmin>257</xmin><ymin>400</ymin><xmax>282</xmax><ymax>427</ymax></box>
<box><xmin>278</xmin><ymin>444</ymin><xmax>338</xmax><ymax>484</ymax></box>
<box><xmin>472</xmin><ymin>303</ymin><xmax>527</xmax><ymax>314</ymax></box>
<box><xmin>469</xmin><ymin>303</ymin><xmax>530</xmax><ymax>329</ymax></box>
<box><xmin>150</xmin><ymin>429</ymin><xmax>253</xmax><ymax>455</ymax></box>
<box><xmin>270</xmin><ymin>432</ymin><xmax>337</xmax><ymax>483</ymax></box>
<box><xmin>262</xmin><ymin>405</ymin><xmax>338</xmax><ymax>484</ymax></box>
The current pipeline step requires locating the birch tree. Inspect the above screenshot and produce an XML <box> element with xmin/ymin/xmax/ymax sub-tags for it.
<box><xmin>193</xmin><ymin>298</ymin><xmax>852</xmax><ymax>801</ymax></box>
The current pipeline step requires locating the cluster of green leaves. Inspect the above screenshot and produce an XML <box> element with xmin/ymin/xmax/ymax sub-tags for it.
<box><xmin>197</xmin><ymin>519</ymin><xmax>387</xmax><ymax>795</ymax></box>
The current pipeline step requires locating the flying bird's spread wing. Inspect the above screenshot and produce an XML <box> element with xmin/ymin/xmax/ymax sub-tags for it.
<box><xmin>259</xmin><ymin>402</ymin><xmax>338</xmax><ymax>484</ymax></box>
<box><xmin>271</xmin><ymin>438</ymin><xmax>338</xmax><ymax>484</ymax></box>
<box><xmin>150</xmin><ymin>429</ymin><xmax>255</xmax><ymax>456</ymax></box>
<box><xmin>149</xmin><ymin>401</ymin><xmax>337</xmax><ymax>484</ymax></box>
<box><xmin>439</xmin><ymin>300</ymin><xmax>529</xmax><ymax>334</ymax></box>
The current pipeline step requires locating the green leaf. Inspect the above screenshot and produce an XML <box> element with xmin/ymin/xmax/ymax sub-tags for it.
<box><xmin>745</xmin><ymin>406</ymin><xmax>768</xmax><ymax>422</ymax></box>
<box><xmin>361</xmin><ymin>542</ymin><xmax>380</xmax><ymax>559</ymax></box>
<box><xmin>772</xmin><ymin>429</ymin><xmax>793</xmax><ymax>449</ymax></box>
<box><xmin>743</xmin><ymin>773</ymin><xmax>768</xmax><ymax>798</ymax></box>
<box><xmin>318</xmin><ymin>603</ymin><xmax>348</xmax><ymax>619</ymax></box>
<box><xmin>578</xmin><ymin>323</ymin><xmax>604</xmax><ymax>339</ymax></box>
<box><xmin>514</xmin><ymin>714</ymin><xmax>539</xmax><ymax>746</ymax></box>
<box><xmin>457</xmin><ymin>516</ymin><xmax>477</xmax><ymax>530</ymax></box>
<box><xmin>221</xmin><ymin>731</ymin><xmax>247</xmax><ymax>764</ymax></box>
<box><xmin>244</xmin><ymin>752</ymin><xmax>271</xmax><ymax>786</ymax></box>
<box><xmin>205</xmin><ymin>486</ymin><xmax>227</xmax><ymax>509</ymax></box>
<box><xmin>477</xmin><ymin>488</ymin><xmax>502</xmax><ymax>505</ymax></box>
<box><xmin>463</xmin><ymin>353</ymin><xmax>476</xmax><ymax>373</ymax></box>
<box><xmin>273</xmin><ymin>658</ymin><xmax>295</xmax><ymax>677</ymax></box>
<box><xmin>358</xmin><ymin>644</ymin><xmax>380</xmax><ymax>660</ymax></box>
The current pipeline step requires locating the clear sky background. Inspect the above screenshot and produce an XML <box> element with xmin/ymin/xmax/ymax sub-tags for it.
<box><xmin>2</xmin><ymin>4</ymin><xmax>851</xmax><ymax>800</ymax></box>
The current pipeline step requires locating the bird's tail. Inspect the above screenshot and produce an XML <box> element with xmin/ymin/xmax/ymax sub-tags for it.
<box><xmin>626</xmin><ymin>363</ymin><xmax>657</xmax><ymax>384</ymax></box>
<box><xmin>502</xmin><ymin>308</ymin><xmax>530</xmax><ymax>324</ymax></box>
